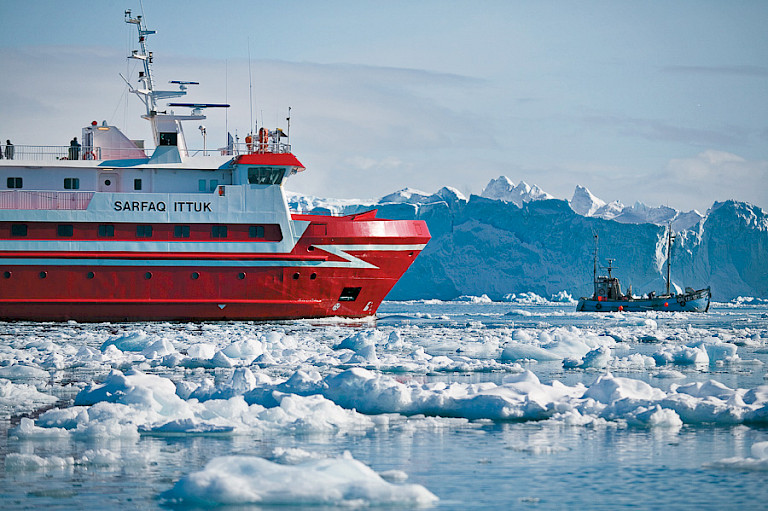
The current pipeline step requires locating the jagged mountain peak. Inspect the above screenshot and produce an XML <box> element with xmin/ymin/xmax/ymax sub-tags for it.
<box><xmin>569</xmin><ymin>185</ymin><xmax>607</xmax><ymax>216</ymax></box>
<box><xmin>481</xmin><ymin>176</ymin><xmax>553</xmax><ymax>207</ymax></box>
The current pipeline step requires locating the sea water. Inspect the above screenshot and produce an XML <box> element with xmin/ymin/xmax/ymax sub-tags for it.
<box><xmin>1</xmin><ymin>299</ymin><xmax>767</xmax><ymax>509</ymax></box>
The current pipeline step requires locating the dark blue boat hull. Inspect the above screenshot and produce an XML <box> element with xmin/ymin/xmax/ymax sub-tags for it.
<box><xmin>577</xmin><ymin>288</ymin><xmax>711</xmax><ymax>312</ymax></box>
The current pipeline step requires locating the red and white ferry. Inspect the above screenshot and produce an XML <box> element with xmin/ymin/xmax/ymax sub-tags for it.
<box><xmin>0</xmin><ymin>12</ymin><xmax>429</xmax><ymax>322</ymax></box>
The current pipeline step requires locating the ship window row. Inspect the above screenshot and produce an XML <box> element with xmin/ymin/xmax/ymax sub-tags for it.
<box><xmin>3</xmin><ymin>270</ymin><xmax>322</xmax><ymax>283</ymax></box>
<box><xmin>7</xmin><ymin>177</ymin><xmax>139</xmax><ymax>191</ymax></box>
<box><xmin>5</xmin><ymin>223</ymin><xmax>281</xmax><ymax>241</ymax></box>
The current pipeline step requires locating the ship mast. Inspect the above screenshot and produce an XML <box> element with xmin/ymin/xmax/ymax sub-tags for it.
<box><xmin>665</xmin><ymin>223</ymin><xmax>676</xmax><ymax>295</ymax></box>
<box><xmin>124</xmin><ymin>10</ymin><xmax>189</xmax><ymax>116</ymax></box>
<box><xmin>592</xmin><ymin>233</ymin><xmax>599</xmax><ymax>297</ymax></box>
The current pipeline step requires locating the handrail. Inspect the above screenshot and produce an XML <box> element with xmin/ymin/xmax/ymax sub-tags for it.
<box><xmin>0</xmin><ymin>142</ymin><xmax>293</xmax><ymax>162</ymax></box>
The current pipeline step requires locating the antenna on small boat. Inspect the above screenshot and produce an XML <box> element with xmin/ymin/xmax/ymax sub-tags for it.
<box><xmin>666</xmin><ymin>223</ymin><xmax>676</xmax><ymax>296</ymax></box>
<box><xmin>592</xmin><ymin>231</ymin><xmax>599</xmax><ymax>297</ymax></box>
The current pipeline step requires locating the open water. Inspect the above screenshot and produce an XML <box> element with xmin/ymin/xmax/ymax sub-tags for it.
<box><xmin>1</xmin><ymin>299</ymin><xmax>767</xmax><ymax>509</ymax></box>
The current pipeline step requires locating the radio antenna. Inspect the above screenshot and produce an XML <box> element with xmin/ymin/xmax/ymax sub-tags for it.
<box><xmin>248</xmin><ymin>38</ymin><xmax>254</xmax><ymax>135</ymax></box>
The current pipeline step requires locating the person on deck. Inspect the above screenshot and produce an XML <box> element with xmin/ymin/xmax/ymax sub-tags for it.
<box><xmin>69</xmin><ymin>137</ymin><xmax>81</xmax><ymax>160</ymax></box>
<box><xmin>4</xmin><ymin>140</ymin><xmax>13</xmax><ymax>160</ymax></box>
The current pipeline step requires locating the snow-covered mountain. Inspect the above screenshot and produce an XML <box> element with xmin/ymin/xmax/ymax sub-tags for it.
<box><xmin>366</xmin><ymin>177</ymin><xmax>705</xmax><ymax>231</ymax></box>
<box><xmin>568</xmin><ymin>185</ymin><xmax>704</xmax><ymax>231</ymax></box>
<box><xmin>480</xmin><ymin>176</ymin><xmax>553</xmax><ymax>207</ymax></box>
<box><xmin>569</xmin><ymin>185</ymin><xmax>606</xmax><ymax>217</ymax></box>
<box><xmin>287</xmin><ymin>177</ymin><xmax>767</xmax><ymax>301</ymax></box>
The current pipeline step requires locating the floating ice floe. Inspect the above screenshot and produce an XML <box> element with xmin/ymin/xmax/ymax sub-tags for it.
<box><xmin>454</xmin><ymin>294</ymin><xmax>493</xmax><ymax>303</ymax></box>
<box><xmin>708</xmin><ymin>441</ymin><xmax>768</xmax><ymax>471</ymax></box>
<box><xmin>160</xmin><ymin>453</ymin><xmax>438</xmax><ymax>507</ymax></box>
<box><xmin>4</xmin><ymin>448</ymin><xmax>124</xmax><ymax>472</ymax></box>
<box><xmin>0</xmin><ymin>379</ymin><xmax>57</xmax><ymax>416</ymax></box>
<box><xmin>502</xmin><ymin>292</ymin><xmax>548</xmax><ymax>304</ymax></box>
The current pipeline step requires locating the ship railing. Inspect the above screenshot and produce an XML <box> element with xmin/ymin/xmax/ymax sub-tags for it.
<box><xmin>0</xmin><ymin>145</ymin><xmax>83</xmax><ymax>161</ymax></box>
<box><xmin>0</xmin><ymin>190</ymin><xmax>94</xmax><ymax>210</ymax></box>
<box><xmin>208</xmin><ymin>141</ymin><xmax>292</xmax><ymax>156</ymax></box>
<box><xmin>0</xmin><ymin>145</ymin><xmax>147</xmax><ymax>162</ymax></box>
<box><xmin>0</xmin><ymin>142</ymin><xmax>294</xmax><ymax>161</ymax></box>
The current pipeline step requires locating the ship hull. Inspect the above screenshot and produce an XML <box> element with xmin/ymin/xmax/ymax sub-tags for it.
<box><xmin>0</xmin><ymin>213</ymin><xmax>429</xmax><ymax>322</ymax></box>
<box><xmin>576</xmin><ymin>288</ymin><xmax>711</xmax><ymax>313</ymax></box>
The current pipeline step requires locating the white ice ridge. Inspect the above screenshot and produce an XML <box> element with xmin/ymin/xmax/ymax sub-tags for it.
<box><xmin>10</xmin><ymin>363</ymin><xmax>768</xmax><ymax>441</ymax></box>
<box><xmin>160</xmin><ymin>453</ymin><xmax>438</xmax><ymax>507</ymax></box>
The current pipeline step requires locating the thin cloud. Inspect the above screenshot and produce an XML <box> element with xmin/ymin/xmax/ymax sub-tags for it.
<box><xmin>583</xmin><ymin>114</ymin><xmax>743</xmax><ymax>147</ymax></box>
<box><xmin>662</xmin><ymin>65</ymin><xmax>768</xmax><ymax>77</ymax></box>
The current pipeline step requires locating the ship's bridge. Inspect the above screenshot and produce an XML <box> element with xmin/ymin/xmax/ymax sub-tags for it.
<box><xmin>233</xmin><ymin>153</ymin><xmax>305</xmax><ymax>187</ymax></box>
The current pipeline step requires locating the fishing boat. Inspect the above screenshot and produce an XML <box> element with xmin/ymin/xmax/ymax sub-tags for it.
<box><xmin>576</xmin><ymin>228</ymin><xmax>710</xmax><ymax>312</ymax></box>
<box><xmin>0</xmin><ymin>11</ymin><xmax>429</xmax><ymax>321</ymax></box>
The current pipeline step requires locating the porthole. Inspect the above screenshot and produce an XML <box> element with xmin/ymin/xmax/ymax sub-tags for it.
<box><xmin>86</xmin><ymin>271</ymin><xmax>95</xmax><ymax>279</ymax></box>
<box><xmin>3</xmin><ymin>271</ymin><xmax>10</xmax><ymax>279</ymax></box>
<box><xmin>144</xmin><ymin>272</ymin><xmax>152</xmax><ymax>280</ymax></box>
<box><xmin>238</xmin><ymin>272</ymin><xmax>246</xmax><ymax>280</ymax></box>
<box><xmin>293</xmin><ymin>272</ymin><xmax>300</xmax><ymax>280</ymax></box>
<box><xmin>104</xmin><ymin>179</ymin><xmax>111</xmax><ymax>186</ymax></box>
<box><xmin>308</xmin><ymin>246</ymin><xmax>315</xmax><ymax>251</ymax></box>
<box><xmin>191</xmin><ymin>272</ymin><xmax>200</xmax><ymax>280</ymax></box>
<box><xmin>39</xmin><ymin>271</ymin><xmax>47</xmax><ymax>279</ymax></box>
<box><xmin>310</xmin><ymin>273</ymin><xmax>317</xmax><ymax>280</ymax></box>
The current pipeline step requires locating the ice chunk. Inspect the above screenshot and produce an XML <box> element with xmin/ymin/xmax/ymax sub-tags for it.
<box><xmin>501</xmin><ymin>343</ymin><xmax>562</xmax><ymax>362</ymax></box>
<box><xmin>100</xmin><ymin>330</ymin><xmax>151</xmax><ymax>352</ymax></box>
<box><xmin>708</xmin><ymin>441</ymin><xmax>768</xmax><ymax>471</ymax></box>
<box><xmin>0</xmin><ymin>364</ymin><xmax>49</xmax><ymax>380</ymax></box>
<box><xmin>4</xmin><ymin>453</ymin><xmax>75</xmax><ymax>471</ymax></box>
<box><xmin>162</xmin><ymin>454</ymin><xmax>439</xmax><ymax>507</ymax></box>
<box><xmin>583</xmin><ymin>373</ymin><xmax>666</xmax><ymax>404</ymax></box>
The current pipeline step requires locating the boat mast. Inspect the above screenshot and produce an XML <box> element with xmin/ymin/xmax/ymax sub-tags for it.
<box><xmin>592</xmin><ymin>233</ymin><xmax>599</xmax><ymax>296</ymax></box>
<box><xmin>665</xmin><ymin>223</ymin><xmax>676</xmax><ymax>295</ymax></box>
<box><xmin>124</xmin><ymin>10</ymin><xmax>160</xmax><ymax>116</ymax></box>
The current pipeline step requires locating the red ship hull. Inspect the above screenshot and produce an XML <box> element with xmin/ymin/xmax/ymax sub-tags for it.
<box><xmin>0</xmin><ymin>212</ymin><xmax>429</xmax><ymax>321</ymax></box>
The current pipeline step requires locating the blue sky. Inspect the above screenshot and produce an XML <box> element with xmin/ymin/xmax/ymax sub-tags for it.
<box><xmin>1</xmin><ymin>1</ymin><xmax>766</xmax><ymax>212</ymax></box>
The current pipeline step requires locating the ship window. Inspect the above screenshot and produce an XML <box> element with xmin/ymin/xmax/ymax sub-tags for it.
<box><xmin>11</xmin><ymin>224</ymin><xmax>27</xmax><ymax>237</ymax></box>
<box><xmin>64</xmin><ymin>178</ymin><xmax>80</xmax><ymax>189</ymax></box>
<box><xmin>198</xmin><ymin>179</ymin><xmax>207</xmax><ymax>192</ymax></box>
<box><xmin>174</xmin><ymin>225</ymin><xmax>190</xmax><ymax>238</ymax></box>
<box><xmin>249</xmin><ymin>225</ymin><xmax>265</xmax><ymax>238</ymax></box>
<box><xmin>134</xmin><ymin>179</ymin><xmax>142</xmax><ymax>191</ymax></box>
<box><xmin>98</xmin><ymin>224</ymin><xmax>114</xmax><ymax>237</ymax></box>
<box><xmin>57</xmin><ymin>224</ymin><xmax>74</xmax><ymax>237</ymax></box>
<box><xmin>209</xmin><ymin>179</ymin><xmax>219</xmax><ymax>191</ymax></box>
<box><xmin>211</xmin><ymin>225</ymin><xmax>228</xmax><ymax>238</ymax></box>
<box><xmin>339</xmin><ymin>287</ymin><xmax>362</xmax><ymax>302</ymax></box>
<box><xmin>6</xmin><ymin>177</ymin><xmax>22</xmax><ymax>189</ymax></box>
<box><xmin>247</xmin><ymin>166</ymin><xmax>285</xmax><ymax>185</ymax></box>
<box><xmin>136</xmin><ymin>225</ymin><xmax>153</xmax><ymax>238</ymax></box>
<box><xmin>159</xmin><ymin>132</ymin><xmax>177</xmax><ymax>146</ymax></box>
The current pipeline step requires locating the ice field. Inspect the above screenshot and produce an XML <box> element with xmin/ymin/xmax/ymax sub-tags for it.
<box><xmin>1</xmin><ymin>298</ymin><xmax>768</xmax><ymax>509</ymax></box>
